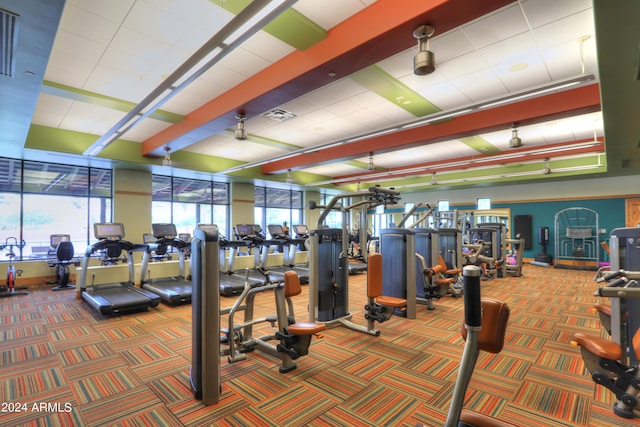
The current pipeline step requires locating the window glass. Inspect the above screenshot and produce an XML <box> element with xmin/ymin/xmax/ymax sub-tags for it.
<box><xmin>22</xmin><ymin>194</ymin><xmax>88</xmax><ymax>253</ymax></box>
<box><xmin>477</xmin><ymin>198</ymin><xmax>491</xmax><ymax>210</ymax></box>
<box><xmin>152</xmin><ymin>175</ymin><xmax>229</xmax><ymax>238</ymax></box>
<box><xmin>0</xmin><ymin>158</ymin><xmax>21</xmax><ymax>192</ymax></box>
<box><xmin>23</xmin><ymin>161</ymin><xmax>89</xmax><ymax>196</ymax></box>
<box><xmin>152</xmin><ymin>175</ymin><xmax>172</xmax><ymax>202</ymax></box>
<box><xmin>0</xmin><ymin>158</ymin><xmax>112</xmax><ymax>258</ymax></box>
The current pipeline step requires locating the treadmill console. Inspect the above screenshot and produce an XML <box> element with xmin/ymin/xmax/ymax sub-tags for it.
<box><xmin>235</xmin><ymin>224</ymin><xmax>254</xmax><ymax>238</ymax></box>
<box><xmin>143</xmin><ymin>233</ymin><xmax>156</xmax><ymax>244</ymax></box>
<box><xmin>152</xmin><ymin>223</ymin><xmax>177</xmax><ymax>239</ymax></box>
<box><xmin>94</xmin><ymin>223</ymin><xmax>125</xmax><ymax>240</ymax></box>
<box><xmin>268</xmin><ymin>224</ymin><xmax>286</xmax><ymax>238</ymax></box>
<box><xmin>50</xmin><ymin>234</ymin><xmax>70</xmax><ymax>247</ymax></box>
<box><xmin>294</xmin><ymin>224</ymin><xmax>309</xmax><ymax>237</ymax></box>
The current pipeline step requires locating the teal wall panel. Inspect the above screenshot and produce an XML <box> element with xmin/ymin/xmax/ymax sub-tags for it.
<box><xmin>453</xmin><ymin>198</ymin><xmax>625</xmax><ymax>262</ymax></box>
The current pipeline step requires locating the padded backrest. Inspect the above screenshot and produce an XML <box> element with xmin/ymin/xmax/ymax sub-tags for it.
<box><xmin>461</xmin><ymin>298</ymin><xmax>510</xmax><ymax>354</ymax></box>
<box><xmin>367</xmin><ymin>253</ymin><xmax>382</xmax><ymax>298</ymax></box>
<box><xmin>56</xmin><ymin>241</ymin><xmax>75</xmax><ymax>262</ymax></box>
<box><xmin>284</xmin><ymin>271</ymin><xmax>302</xmax><ymax>298</ymax></box>
<box><xmin>633</xmin><ymin>327</ymin><xmax>640</xmax><ymax>362</ymax></box>
<box><xmin>438</xmin><ymin>254</ymin><xmax>448</xmax><ymax>270</ymax></box>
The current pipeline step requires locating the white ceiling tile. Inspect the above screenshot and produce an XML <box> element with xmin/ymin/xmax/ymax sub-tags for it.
<box><xmin>198</xmin><ymin>63</ymin><xmax>248</xmax><ymax>90</ymax></box>
<box><xmin>492</xmin><ymin>52</ymin><xmax>550</xmax><ymax>92</ymax></box>
<box><xmin>124</xmin><ymin>118</ymin><xmax>172</xmax><ymax>143</ymax></box>
<box><xmin>215</xmin><ymin>47</ymin><xmax>274</xmax><ymax>79</ymax></box>
<box><xmin>293</xmin><ymin>0</ymin><xmax>367</xmax><ymax>30</ymax></box>
<box><xmin>67</xmin><ymin>0</ymin><xmax>135</xmax><ymax>24</ymax></box>
<box><xmin>435</xmin><ymin>51</ymin><xmax>490</xmax><ymax>81</ymax></box>
<box><xmin>478</xmin><ymin>32</ymin><xmax>538</xmax><ymax>66</ymax></box>
<box><xmin>462</xmin><ymin>3</ymin><xmax>528</xmax><ymax>49</ymax></box>
<box><xmin>430</xmin><ymin>29</ymin><xmax>476</xmax><ymax>63</ymax></box>
<box><xmin>415</xmin><ymin>81</ymin><xmax>473</xmax><ymax>111</ymax></box>
<box><xmin>51</xmin><ymin>30</ymin><xmax>105</xmax><ymax>64</ymax></box>
<box><xmin>31</xmin><ymin>94</ymin><xmax>72</xmax><ymax>128</ymax></box>
<box><xmin>301</xmin><ymin>163</ymin><xmax>364</xmax><ymax>177</ymax></box>
<box><xmin>532</xmin><ymin>10</ymin><xmax>595</xmax><ymax>50</ymax></box>
<box><xmin>59</xmin><ymin>4</ymin><xmax>120</xmax><ymax>45</ymax></box>
<box><xmin>44</xmin><ymin>50</ymin><xmax>96</xmax><ymax>85</ymax></box>
<box><xmin>59</xmin><ymin>102</ymin><xmax>127</xmax><ymax>135</ymax></box>
<box><xmin>521</xmin><ymin>0</ymin><xmax>592</xmax><ymax>29</ymax></box>
<box><xmin>238</xmin><ymin>30</ymin><xmax>296</xmax><ymax>65</ymax></box>
<box><xmin>452</xmin><ymin>69</ymin><xmax>507</xmax><ymax>103</ymax></box>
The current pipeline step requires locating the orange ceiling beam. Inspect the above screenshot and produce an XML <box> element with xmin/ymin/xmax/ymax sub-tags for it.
<box><xmin>141</xmin><ymin>0</ymin><xmax>514</xmax><ymax>156</ymax></box>
<box><xmin>262</xmin><ymin>84</ymin><xmax>602</xmax><ymax>174</ymax></box>
<box><xmin>332</xmin><ymin>138</ymin><xmax>605</xmax><ymax>185</ymax></box>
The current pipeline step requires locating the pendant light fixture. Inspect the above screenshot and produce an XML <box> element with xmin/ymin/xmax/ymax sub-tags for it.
<box><xmin>413</xmin><ymin>24</ymin><xmax>435</xmax><ymax>75</ymax></box>
<box><xmin>509</xmin><ymin>123</ymin><xmax>522</xmax><ymax>148</ymax></box>
<box><xmin>234</xmin><ymin>113</ymin><xmax>247</xmax><ymax>140</ymax></box>
<box><xmin>162</xmin><ymin>146</ymin><xmax>172</xmax><ymax>167</ymax></box>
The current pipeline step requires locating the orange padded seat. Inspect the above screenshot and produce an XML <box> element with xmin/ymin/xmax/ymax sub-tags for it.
<box><xmin>572</xmin><ymin>332</ymin><xmax>623</xmax><ymax>361</ymax></box>
<box><xmin>367</xmin><ymin>253</ymin><xmax>406</xmax><ymax>308</ymax></box>
<box><xmin>593</xmin><ymin>303</ymin><xmax>611</xmax><ymax>317</ymax></box>
<box><xmin>459</xmin><ymin>409</ymin><xmax>517</xmax><ymax>427</ymax></box>
<box><xmin>439</xmin><ymin>254</ymin><xmax>461</xmax><ymax>275</ymax></box>
<box><xmin>288</xmin><ymin>322</ymin><xmax>326</xmax><ymax>336</ymax></box>
<box><xmin>283</xmin><ymin>271</ymin><xmax>326</xmax><ymax>336</ymax></box>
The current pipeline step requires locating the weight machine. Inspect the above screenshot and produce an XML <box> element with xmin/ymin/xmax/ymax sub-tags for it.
<box><xmin>308</xmin><ymin>186</ymin><xmax>400</xmax><ymax>335</ymax></box>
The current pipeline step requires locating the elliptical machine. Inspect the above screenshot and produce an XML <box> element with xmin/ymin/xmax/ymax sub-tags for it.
<box><xmin>0</xmin><ymin>237</ymin><xmax>28</xmax><ymax>297</ymax></box>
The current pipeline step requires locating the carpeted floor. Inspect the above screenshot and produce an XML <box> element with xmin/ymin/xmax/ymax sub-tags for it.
<box><xmin>0</xmin><ymin>263</ymin><xmax>638</xmax><ymax>426</ymax></box>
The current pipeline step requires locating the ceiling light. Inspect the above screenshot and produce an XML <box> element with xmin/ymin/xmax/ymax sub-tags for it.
<box><xmin>235</xmin><ymin>113</ymin><xmax>247</xmax><ymax>140</ymax></box>
<box><xmin>162</xmin><ymin>147</ymin><xmax>173</xmax><ymax>167</ymax></box>
<box><xmin>413</xmin><ymin>24</ymin><xmax>435</xmax><ymax>75</ymax></box>
<box><xmin>542</xmin><ymin>158</ymin><xmax>551</xmax><ymax>174</ymax></box>
<box><xmin>368</xmin><ymin>152</ymin><xmax>375</xmax><ymax>171</ymax></box>
<box><xmin>431</xmin><ymin>172</ymin><xmax>437</xmax><ymax>185</ymax></box>
<box><xmin>509</xmin><ymin>123</ymin><xmax>522</xmax><ymax>148</ymax></box>
<box><xmin>285</xmin><ymin>169</ymin><xmax>293</xmax><ymax>184</ymax></box>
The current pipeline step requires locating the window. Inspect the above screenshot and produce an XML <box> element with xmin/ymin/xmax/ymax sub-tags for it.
<box><xmin>438</xmin><ymin>200</ymin><xmax>450</xmax><ymax>211</ymax></box>
<box><xmin>254</xmin><ymin>187</ymin><xmax>303</xmax><ymax>237</ymax></box>
<box><xmin>0</xmin><ymin>158</ymin><xmax>112</xmax><ymax>259</ymax></box>
<box><xmin>152</xmin><ymin>175</ymin><xmax>229</xmax><ymax>238</ymax></box>
<box><xmin>477</xmin><ymin>198</ymin><xmax>491</xmax><ymax>210</ymax></box>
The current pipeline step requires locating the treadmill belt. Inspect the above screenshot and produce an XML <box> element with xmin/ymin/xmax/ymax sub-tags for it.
<box><xmin>82</xmin><ymin>283</ymin><xmax>160</xmax><ymax>315</ymax></box>
<box><xmin>143</xmin><ymin>277</ymin><xmax>192</xmax><ymax>304</ymax></box>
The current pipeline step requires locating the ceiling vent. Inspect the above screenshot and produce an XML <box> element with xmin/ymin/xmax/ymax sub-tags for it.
<box><xmin>262</xmin><ymin>108</ymin><xmax>297</xmax><ymax>122</ymax></box>
<box><xmin>0</xmin><ymin>8</ymin><xmax>19</xmax><ymax>78</ymax></box>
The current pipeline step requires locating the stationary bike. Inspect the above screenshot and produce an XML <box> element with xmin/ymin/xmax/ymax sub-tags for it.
<box><xmin>0</xmin><ymin>237</ymin><xmax>28</xmax><ymax>297</ymax></box>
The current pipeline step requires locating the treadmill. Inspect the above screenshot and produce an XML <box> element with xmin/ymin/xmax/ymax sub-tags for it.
<box><xmin>233</xmin><ymin>224</ymin><xmax>283</xmax><ymax>282</ymax></box>
<box><xmin>139</xmin><ymin>223</ymin><xmax>191</xmax><ymax>304</ymax></box>
<box><xmin>265</xmin><ymin>224</ymin><xmax>309</xmax><ymax>284</ymax></box>
<box><xmin>216</xmin><ymin>226</ymin><xmax>265</xmax><ymax>297</ymax></box>
<box><xmin>78</xmin><ymin>223</ymin><xmax>161</xmax><ymax>316</ymax></box>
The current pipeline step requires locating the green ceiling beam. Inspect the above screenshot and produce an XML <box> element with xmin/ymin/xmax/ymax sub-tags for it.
<box><xmin>41</xmin><ymin>81</ymin><xmax>184</xmax><ymax>124</ymax></box>
<box><xmin>208</xmin><ymin>0</ymin><xmax>326</xmax><ymax>51</ymax></box>
<box><xmin>460</xmin><ymin>135</ymin><xmax>501</xmax><ymax>155</ymax></box>
<box><xmin>349</xmin><ymin>65</ymin><xmax>440</xmax><ymax>117</ymax></box>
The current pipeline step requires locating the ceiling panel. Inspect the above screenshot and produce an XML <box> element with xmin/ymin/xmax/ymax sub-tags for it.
<box><xmin>13</xmin><ymin>0</ymin><xmax>634</xmax><ymax>193</ymax></box>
